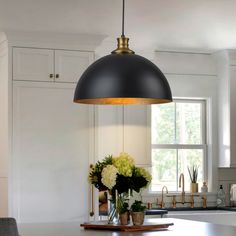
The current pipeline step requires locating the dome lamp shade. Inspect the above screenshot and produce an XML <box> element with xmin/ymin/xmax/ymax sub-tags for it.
<box><xmin>73</xmin><ymin>1</ymin><xmax>172</xmax><ymax>105</ymax></box>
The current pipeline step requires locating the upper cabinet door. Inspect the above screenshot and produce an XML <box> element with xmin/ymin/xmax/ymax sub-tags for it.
<box><xmin>124</xmin><ymin>105</ymin><xmax>151</xmax><ymax>166</ymax></box>
<box><xmin>13</xmin><ymin>47</ymin><xmax>54</xmax><ymax>82</ymax></box>
<box><xmin>55</xmin><ymin>50</ymin><xmax>94</xmax><ymax>83</ymax></box>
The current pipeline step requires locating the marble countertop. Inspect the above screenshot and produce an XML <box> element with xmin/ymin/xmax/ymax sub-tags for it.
<box><xmin>18</xmin><ymin>218</ymin><xmax>236</xmax><ymax>236</ymax></box>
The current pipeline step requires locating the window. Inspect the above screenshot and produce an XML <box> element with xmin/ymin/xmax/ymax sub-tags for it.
<box><xmin>151</xmin><ymin>99</ymin><xmax>207</xmax><ymax>192</ymax></box>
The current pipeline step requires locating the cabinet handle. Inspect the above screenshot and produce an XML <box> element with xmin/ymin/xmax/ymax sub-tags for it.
<box><xmin>55</xmin><ymin>74</ymin><xmax>59</xmax><ymax>79</ymax></box>
<box><xmin>49</xmin><ymin>74</ymin><xmax>54</xmax><ymax>78</ymax></box>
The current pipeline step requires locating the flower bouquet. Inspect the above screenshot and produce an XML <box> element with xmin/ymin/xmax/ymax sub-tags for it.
<box><xmin>89</xmin><ymin>152</ymin><xmax>152</xmax><ymax>224</ymax></box>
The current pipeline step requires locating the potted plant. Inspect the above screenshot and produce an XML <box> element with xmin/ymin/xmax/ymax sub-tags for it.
<box><xmin>130</xmin><ymin>200</ymin><xmax>146</xmax><ymax>225</ymax></box>
<box><xmin>118</xmin><ymin>202</ymin><xmax>130</xmax><ymax>225</ymax></box>
<box><xmin>188</xmin><ymin>166</ymin><xmax>198</xmax><ymax>193</ymax></box>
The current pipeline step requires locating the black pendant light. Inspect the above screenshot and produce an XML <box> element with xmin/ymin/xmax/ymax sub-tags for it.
<box><xmin>74</xmin><ymin>0</ymin><xmax>172</xmax><ymax>105</ymax></box>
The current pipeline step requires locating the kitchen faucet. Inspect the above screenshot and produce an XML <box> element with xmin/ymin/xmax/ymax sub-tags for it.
<box><xmin>159</xmin><ymin>186</ymin><xmax>168</xmax><ymax>208</ymax></box>
<box><xmin>179</xmin><ymin>173</ymin><xmax>185</xmax><ymax>203</ymax></box>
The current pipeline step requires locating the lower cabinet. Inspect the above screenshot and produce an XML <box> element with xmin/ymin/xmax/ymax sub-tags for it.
<box><xmin>12</xmin><ymin>81</ymin><xmax>93</xmax><ymax>222</ymax></box>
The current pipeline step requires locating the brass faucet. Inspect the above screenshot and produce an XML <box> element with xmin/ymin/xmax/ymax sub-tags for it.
<box><xmin>179</xmin><ymin>173</ymin><xmax>185</xmax><ymax>203</ymax></box>
<box><xmin>161</xmin><ymin>186</ymin><xmax>168</xmax><ymax>208</ymax></box>
<box><xmin>157</xmin><ymin>186</ymin><xmax>168</xmax><ymax>208</ymax></box>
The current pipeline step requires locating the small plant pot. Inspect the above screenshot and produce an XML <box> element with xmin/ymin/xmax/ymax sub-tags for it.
<box><xmin>131</xmin><ymin>212</ymin><xmax>145</xmax><ymax>226</ymax></box>
<box><xmin>119</xmin><ymin>212</ymin><xmax>129</xmax><ymax>225</ymax></box>
<box><xmin>190</xmin><ymin>183</ymin><xmax>198</xmax><ymax>193</ymax></box>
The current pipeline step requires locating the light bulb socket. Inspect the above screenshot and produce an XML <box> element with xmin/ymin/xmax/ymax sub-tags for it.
<box><xmin>112</xmin><ymin>36</ymin><xmax>135</xmax><ymax>54</ymax></box>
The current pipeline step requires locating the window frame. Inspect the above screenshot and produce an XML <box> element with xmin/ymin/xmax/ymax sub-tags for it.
<box><xmin>150</xmin><ymin>98</ymin><xmax>208</xmax><ymax>192</ymax></box>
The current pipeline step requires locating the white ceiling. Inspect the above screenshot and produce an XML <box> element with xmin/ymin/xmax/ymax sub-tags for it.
<box><xmin>1</xmin><ymin>0</ymin><xmax>236</xmax><ymax>52</ymax></box>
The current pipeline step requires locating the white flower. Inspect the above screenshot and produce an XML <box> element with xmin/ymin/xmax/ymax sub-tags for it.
<box><xmin>101</xmin><ymin>165</ymin><xmax>118</xmax><ymax>189</ymax></box>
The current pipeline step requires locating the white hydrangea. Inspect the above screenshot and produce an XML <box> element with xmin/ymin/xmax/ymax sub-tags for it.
<box><xmin>101</xmin><ymin>165</ymin><xmax>118</xmax><ymax>189</ymax></box>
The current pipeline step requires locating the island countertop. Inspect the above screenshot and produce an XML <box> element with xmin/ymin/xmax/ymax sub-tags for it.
<box><xmin>18</xmin><ymin>218</ymin><xmax>236</xmax><ymax>236</ymax></box>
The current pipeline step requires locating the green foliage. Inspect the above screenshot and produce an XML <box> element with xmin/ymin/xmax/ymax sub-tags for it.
<box><xmin>115</xmin><ymin>192</ymin><xmax>130</xmax><ymax>214</ymax></box>
<box><xmin>111</xmin><ymin>175</ymin><xmax>132</xmax><ymax>195</ymax></box>
<box><xmin>130</xmin><ymin>201</ymin><xmax>146</xmax><ymax>212</ymax></box>
<box><xmin>130</xmin><ymin>167</ymin><xmax>149</xmax><ymax>193</ymax></box>
<box><xmin>153</xmin><ymin>149</ymin><xmax>176</xmax><ymax>181</ymax></box>
<box><xmin>110</xmin><ymin>167</ymin><xmax>150</xmax><ymax>196</ymax></box>
<box><xmin>153</xmin><ymin>102</ymin><xmax>201</xmax><ymax>145</ymax></box>
<box><xmin>89</xmin><ymin>155</ymin><xmax>113</xmax><ymax>190</ymax></box>
<box><xmin>152</xmin><ymin>103</ymin><xmax>175</xmax><ymax>144</ymax></box>
<box><xmin>188</xmin><ymin>165</ymin><xmax>198</xmax><ymax>183</ymax></box>
<box><xmin>118</xmin><ymin>202</ymin><xmax>129</xmax><ymax>214</ymax></box>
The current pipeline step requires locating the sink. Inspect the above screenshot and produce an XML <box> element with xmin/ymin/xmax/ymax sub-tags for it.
<box><xmin>145</xmin><ymin>209</ymin><xmax>168</xmax><ymax>216</ymax></box>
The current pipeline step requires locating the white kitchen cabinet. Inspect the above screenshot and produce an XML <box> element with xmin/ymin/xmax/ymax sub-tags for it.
<box><xmin>55</xmin><ymin>50</ymin><xmax>93</xmax><ymax>83</ymax></box>
<box><xmin>11</xmin><ymin>48</ymin><xmax>94</xmax><ymax>222</ymax></box>
<box><xmin>217</xmin><ymin>51</ymin><xmax>236</xmax><ymax>168</ymax></box>
<box><xmin>13</xmin><ymin>47</ymin><xmax>94</xmax><ymax>83</ymax></box>
<box><xmin>0</xmin><ymin>41</ymin><xmax>8</xmax><ymax>217</ymax></box>
<box><xmin>95</xmin><ymin>105</ymin><xmax>151</xmax><ymax>166</ymax></box>
<box><xmin>124</xmin><ymin>105</ymin><xmax>151</xmax><ymax>166</ymax></box>
<box><xmin>229</xmin><ymin>66</ymin><xmax>236</xmax><ymax>167</ymax></box>
<box><xmin>0</xmin><ymin>32</ymin><xmax>101</xmax><ymax>221</ymax></box>
<box><xmin>96</xmin><ymin>106</ymin><xmax>124</xmax><ymax>160</ymax></box>
<box><xmin>12</xmin><ymin>81</ymin><xmax>92</xmax><ymax>222</ymax></box>
<box><xmin>13</xmin><ymin>47</ymin><xmax>54</xmax><ymax>82</ymax></box>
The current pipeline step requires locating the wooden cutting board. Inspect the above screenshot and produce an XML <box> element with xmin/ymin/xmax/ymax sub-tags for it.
<box><xmin>81</xmin><ymin>220</ymin><xmax>174</xmax><ymax>232</ymax></box>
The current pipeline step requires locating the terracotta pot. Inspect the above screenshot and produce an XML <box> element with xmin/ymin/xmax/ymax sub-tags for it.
<box><xmin>131</xmin><ymin>212</ymin><xmax>145</xmax><ymax>226</ymax></box>
<box><xmin>119</xmin><ymin>212</ymin><xmax>129</xmax><ymax>225</ymax></box>
<box><xmin>190</xmin><ymin>183</ymin><xmax>198</xmax><ymax>193</ymax></box>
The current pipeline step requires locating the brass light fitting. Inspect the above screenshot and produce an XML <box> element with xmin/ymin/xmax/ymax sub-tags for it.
<box><xmin>112</xmin><ymin>36</ymin><xmax>134</xmax><ymax>54</ymax></box>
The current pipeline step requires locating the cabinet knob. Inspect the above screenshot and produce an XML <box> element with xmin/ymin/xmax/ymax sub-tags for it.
<box><xmin>49</xmin><ymin>74</ymin><xmax>54</xmax><ymax>78</ymax></box>
<box><xmin>55</xmin><ymin>74</ymin><xmax>59</xmax><ymax>79</ymax></box>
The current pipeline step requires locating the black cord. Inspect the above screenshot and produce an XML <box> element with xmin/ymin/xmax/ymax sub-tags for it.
<box><xmin>122</xmin><ymin>0</ymin><xmax>125</xmax><ymax>37</ymax></box>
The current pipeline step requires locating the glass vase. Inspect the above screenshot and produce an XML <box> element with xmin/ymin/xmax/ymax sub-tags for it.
<box><xmin>107</xmin><ymin>190</ymin><xmax>130</xmax><ymax>224</ymax></box>
<box><xmin>107</xmin><ymin>192</ymin><xmax>118</xmax><ymax>224</ymax></box>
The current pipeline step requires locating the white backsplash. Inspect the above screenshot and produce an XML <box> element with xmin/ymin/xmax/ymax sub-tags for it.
<box><xmin>141</xmin><ymin>192</ymin><xmax>217</xmax><ymax>209</ymax></box>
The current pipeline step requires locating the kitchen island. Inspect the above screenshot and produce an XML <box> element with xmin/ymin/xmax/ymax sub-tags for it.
<box><xmin>19</xmin><ymin>218</ymin><xmax>236</xmax><ymax>236</ymax></box>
